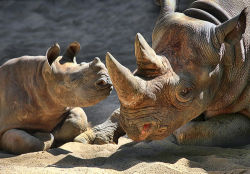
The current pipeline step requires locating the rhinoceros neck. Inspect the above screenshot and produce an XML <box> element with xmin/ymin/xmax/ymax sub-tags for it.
<box><xmin>206</xmin><ymin>43</ymin><xmax>249</xmax><ymax>117</ymax></box>
<box><xmin>41</xmin><ymin>59</ymin><xmax>69</xmax><ymax>111</ymax></box>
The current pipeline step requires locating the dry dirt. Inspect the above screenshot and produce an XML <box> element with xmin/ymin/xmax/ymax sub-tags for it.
<box><xmin>0</xmin><ymin>137</ymin><xmax>249</xmax><ymax>174</ymax></box>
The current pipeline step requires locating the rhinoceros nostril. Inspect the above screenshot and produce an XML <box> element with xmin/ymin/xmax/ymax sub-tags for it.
<box><xmin>142</xmin><ymin>123</ymin><xmax>152</xmax><ymax>134</ymax></box>
<box><xmin>95</xmin><ymin>78</ymin><xmax>113</xmax><ymax>90</ymax></box>
<box><xmin>96</xmin><ymin>79</ymin><xmax>108</xmax><ymax>86</ymax></box>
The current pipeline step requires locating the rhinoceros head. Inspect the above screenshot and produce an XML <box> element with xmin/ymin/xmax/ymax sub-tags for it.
<box><xmin>106</xmin><ymin>1</ymin><xmax>247</xmax><ymax>141</ymax></box>
<box><xmin>44</xmin><ymin>42</ymin><xmax>112</xmax><ymax>107</ymax></box>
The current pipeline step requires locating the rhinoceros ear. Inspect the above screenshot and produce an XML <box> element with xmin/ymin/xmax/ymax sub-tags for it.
<box><xmin>62</xmin><ymin>41</ymin><xmax>80</xmax><ymax>63</ymax></box>
<box><xmin>215</xmin><ymin>7</ymin><xmax>248</xmax><ymax>46</ymax></box>
<box><xmin>46</xmin><ymin>43</ymin><xmax>60</xmax><ymax>66</ymax></box>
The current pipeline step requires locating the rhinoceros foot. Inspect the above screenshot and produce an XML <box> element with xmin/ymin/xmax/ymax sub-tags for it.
<box><xmin>53</xmin><ymin>107</ymin><xmax>88</xmax><ymax>143</ymax></box>
<box><xmin>74</xmin><ymin>108</ymin><xmax>126</xmax><ymax>145</ymax></box>
<box><xmin>0</xmin><ymin>129</ymin><xmax>54</xmax><ymax>155</ymax></box>
<box><xmin>173</xmin><ymin>114</ymin><xmax>250</xmax><ymax>147</ymax></box>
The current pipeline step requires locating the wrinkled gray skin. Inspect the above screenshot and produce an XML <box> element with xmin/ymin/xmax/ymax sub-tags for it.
<box><xmin>76</xmin><ymin>0</ymin><xmax>250</xmax><ymax>147</ymax></box>
<box><xmin>0</xmin><ymin>42</ymin><xmax>112</xmax><ymax>154</ymax></box>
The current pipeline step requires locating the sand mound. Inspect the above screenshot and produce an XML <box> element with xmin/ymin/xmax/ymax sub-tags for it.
<box><xmin>0</xmin><ymin>137</ymin><xmax>249</xmax><ymax>174</ymax></box>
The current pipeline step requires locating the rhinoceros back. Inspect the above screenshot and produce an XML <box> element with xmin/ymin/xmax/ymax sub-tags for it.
<box><xmin>0</xmin><ymin>56</ymin><xmax>65</xmax><ymax>136</ymax></box>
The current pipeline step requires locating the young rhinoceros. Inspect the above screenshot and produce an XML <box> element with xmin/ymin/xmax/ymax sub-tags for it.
<box><xmin>76</xmin><ymin>0</ymin><xmax>250</xmax><ymax>147</ymax></box>
<box><xmin>0</xmin><ymin>42</ymin><xmax>112</xmax><ymax>154</ymax></box>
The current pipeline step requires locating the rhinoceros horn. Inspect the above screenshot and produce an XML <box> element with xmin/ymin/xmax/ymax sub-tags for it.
<box><xmin>106</xmin><ymin>52</ymin><xmax>147</xmax><ymax>107</ymax></box>
<box><xmin>135</xmin><ymin>33</ymin><xmax>167</xmax><ymax>77</ymax></box>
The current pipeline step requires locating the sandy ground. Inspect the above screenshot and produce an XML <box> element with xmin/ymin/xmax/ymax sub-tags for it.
<box><xmin>0</xmin><ymin>137</ymin><xmax>249</xmax><ymax>174</ymax></box>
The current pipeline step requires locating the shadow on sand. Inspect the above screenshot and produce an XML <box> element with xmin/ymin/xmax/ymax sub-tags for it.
<box><xmin>48</xmin><ymin>138</ymin><xmax>250</xmax><ymax>172</ymax></box>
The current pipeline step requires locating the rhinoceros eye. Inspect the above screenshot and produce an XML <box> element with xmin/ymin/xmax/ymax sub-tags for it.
<box><xmin>180</xmin><ymin>88</ymin><xmax>192</xmax><ymax>96</ymax></box>
<box><xmin>176</xmin><ymin>87</ymin><xmax>193</xmax><ymax>103</ymax></box>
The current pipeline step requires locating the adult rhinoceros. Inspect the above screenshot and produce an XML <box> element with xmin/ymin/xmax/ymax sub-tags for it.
<box><xmin>75</xmin><ymin>0</ymin><xmax>250</xmax><ymax>147</ymax></box>
<box><xmin>0</xmin><ymin>42</ymin><xmax>112</xmax><ymax>154</ymax></box>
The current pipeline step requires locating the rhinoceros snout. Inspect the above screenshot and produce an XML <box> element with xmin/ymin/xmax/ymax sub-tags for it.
<box><xmin>95</xmin><ymin>76</ymin><xmax>113</xmax><ymax>90</ymax></box>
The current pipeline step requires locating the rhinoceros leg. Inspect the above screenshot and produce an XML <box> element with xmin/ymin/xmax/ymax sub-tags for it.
<box><xmin>53</xmin><ymin>107</ymin><xmax>88</xmax><ymax>143</ymax></box>
<box><xmin>74</xmin><ymin>108</ymin><xmax>126</xmax><ymax>144</ymax></box>
<box><xmin>0</xmin><ymin>129</ymin><xmax>54</xmax><ymax>154</ymax></box>
<box><xmin>173</xmin><ymin>113</ymin><xmax>250</xmax><ymax>147</ymax></box>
